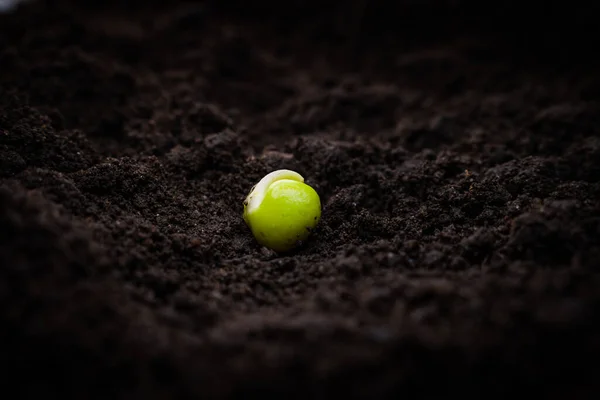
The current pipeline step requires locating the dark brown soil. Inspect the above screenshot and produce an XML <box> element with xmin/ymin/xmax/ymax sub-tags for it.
<box><xmin>2</xmin><ymin>0</ymin><xmax>600</xmax><ymax>398</ymax></box>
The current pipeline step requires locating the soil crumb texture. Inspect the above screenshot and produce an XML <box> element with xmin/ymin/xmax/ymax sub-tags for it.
<box><xmin>1</xmin><ymin>1</ymin><xmax>600</xmax><ymax>398</ymax></box>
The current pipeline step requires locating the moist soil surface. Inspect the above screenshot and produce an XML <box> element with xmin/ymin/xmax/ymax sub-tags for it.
<box><xmin>1</xmin><ymin>1</ymin><xmax>600</xmax><ymax>398</ymax></box>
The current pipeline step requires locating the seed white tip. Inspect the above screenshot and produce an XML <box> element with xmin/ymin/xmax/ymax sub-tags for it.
<box><xmin>244</xmin><ymin>169</ymin><xmax>304</xmax><ymax>215</ymax></box>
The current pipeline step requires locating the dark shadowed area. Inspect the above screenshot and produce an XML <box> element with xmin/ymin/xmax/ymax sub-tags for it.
<box><xmin>1</xmin><ymin>0</ymin><xmax>600</xmax><ymax>398</ymax></box>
